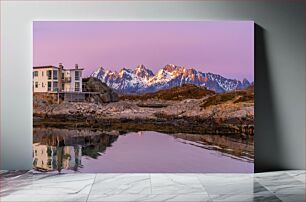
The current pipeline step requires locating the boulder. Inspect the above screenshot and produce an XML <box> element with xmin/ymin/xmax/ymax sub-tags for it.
<box><xmin>83</xmin><ymin>77</ymin><xmax>119</xmax><ymax>103</ymax></box>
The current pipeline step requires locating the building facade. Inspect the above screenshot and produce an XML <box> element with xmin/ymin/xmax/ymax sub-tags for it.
<box><xmin>33</xmin><ymin>63</ymin><xmax>83</xmax><ymax>93</ymax></box>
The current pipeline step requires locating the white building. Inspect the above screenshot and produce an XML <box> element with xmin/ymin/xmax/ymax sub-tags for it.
<box><xmin>33</xmin><ymin>63</ymin><xmax>83</xmax><ymax>93</ymax></box>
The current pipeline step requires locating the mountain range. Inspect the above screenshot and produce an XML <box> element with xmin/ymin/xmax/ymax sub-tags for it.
<box><xmin>90</xmin><ymin>64</ymin><xmax>251</xmax><ymax>94</ymax></box>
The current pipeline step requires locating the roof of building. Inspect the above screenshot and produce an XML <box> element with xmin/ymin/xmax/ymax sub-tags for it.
<box><xmin>33</xmin><ymin>66</ymin><xmax>58</xmax><ymax>69</ymax></box>
<box><xmin>66</xmin><ymin>68</ymin><xmax>84</xmax><ymax>71</ymax></box>
<box><xmin>33</xmin><ymin>66</ymin><xmax>84</xmax><ymax>71</ymax></box>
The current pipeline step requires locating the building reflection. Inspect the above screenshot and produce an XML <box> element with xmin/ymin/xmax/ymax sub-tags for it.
<box><xmin>32</xmin><ymin>127</ymin><xmax>119</xmax><ymax>172</ymax></box>
<box><xmin>32</xmin><ymin>144</ymin><xmax>82</xmax><ymax>172</ymax></box>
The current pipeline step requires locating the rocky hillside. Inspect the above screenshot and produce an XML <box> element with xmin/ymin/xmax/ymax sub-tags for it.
<box><xmin>201</xmin><ymin>84</ymin><xmax>254</xmax><ymax>109</ymax></box>
<box><xmin>91</xmin><ymin>64</ymin><xmax>251</xmax><ymax>94</ymax></box>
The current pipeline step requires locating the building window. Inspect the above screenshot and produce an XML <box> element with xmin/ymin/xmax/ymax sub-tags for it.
<box><xmin>35</xmin><ymin>82</ymin><xmax>38</xmax><ymax>88</ymax></box>
<box><xmin>42</xmin><ymin>82</ymin><xmax>44</xmax><ymax>88</ymax></box>
<box><xmin>33</xmin><ymin>71</ymin><xmax>38</xmax><ymax>77</ymax></box>
<box><xmin>75</xmin><ymin>71</ymin><xmax>80</xmax><ymax>81</ymax></box>
<box><xmin>47</xmin><ymin>70</ymin><xmax>52</xmax><ymax>80</ymax></box>
<box><xmin>62</xmin><ymin>72</ymin><xmax>64</xmax><ymax>80</ymax></box>
<box><xmin>75</xmin><ymin>82</ymin><xmax>80</xmax><ymax>92</ymax></box>
<box><xmin>53</xmin><ymin>82</ymin><xmax>58</xmax><ymax>92</ymax></box>
<box><xmin>53</xmin><ymin>70</ymin><xmax>58</xmax><ymax>80</ymax></box>
<box><xmin>48</xmin><ymin>82</ymin><xmax>52</xmax><ymax>91</ymax></box>
<box><xmin>42</xmin><ymin>71</ymin><xmax>44</xmax><ymax>77</ymax></box>
<box><xmin>62</xmin><ymin>83</ymin><xmax>65</xmax><ymax>91</ymax></box>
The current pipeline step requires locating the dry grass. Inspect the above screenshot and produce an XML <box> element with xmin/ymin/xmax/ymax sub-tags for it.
<box><xmin>200</xmin><ymin>86</ymin><xmax>254</xmax><ymax>109</ymax></box>
<box><xmin>120</xmin><ymin>84</ymin><xmax>216</xmax><ymax>101</ymax></box>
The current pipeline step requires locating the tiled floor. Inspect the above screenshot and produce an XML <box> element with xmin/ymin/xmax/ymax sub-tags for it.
<box><xmin>0</xmin><ymin>170</ymin><xmax>305</xmax><ymax>202</ymax></box>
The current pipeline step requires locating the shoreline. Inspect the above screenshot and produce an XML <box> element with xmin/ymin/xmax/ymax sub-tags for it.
<box><xmin>33</xmin><ymin>88</ymin><xmax>254</xmax><ymax>137</ymax></box>
<box><xmin>33</xmin><ymin>115</ymin><xmax>254</xmax><ymax>137</ymax></box>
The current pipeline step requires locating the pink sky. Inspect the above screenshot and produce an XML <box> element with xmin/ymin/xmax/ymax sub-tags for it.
<box><xmin>33</xmin><ymin>21</ymin><xmax>254</xmax><ymax>81</ymax></box>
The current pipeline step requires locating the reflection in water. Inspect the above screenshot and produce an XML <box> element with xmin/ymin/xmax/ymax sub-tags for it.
<box><xmin>32</xmin><ymin>143</ymin><xmax>82</xmax><ymax>172</ymax></box>
<box><xmin>33</xmin><ymin>127</ymin><xmax>254</xmax><ymax>173</ymax></box>
<box><xmin>172</xmin><ymin>133</ymin><xmax>254</xmax><ymax>162</ymax></box>
<box><xmin>33</xmin><ymin>128</ymin><xmax>118</xmax><ymax>172</ymax></box>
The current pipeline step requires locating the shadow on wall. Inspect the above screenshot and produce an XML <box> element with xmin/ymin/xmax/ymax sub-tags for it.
<box><xmin>255</xmin><ymin>24</ymin><xmax>285</xmax><ymax>172</ymax></box>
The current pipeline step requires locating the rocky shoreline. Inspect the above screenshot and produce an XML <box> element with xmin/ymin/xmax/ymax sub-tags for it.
<box><xmin>34</xmin><ymin>98</ymin><xmax>254</xmax><ymax>137</ymax></box>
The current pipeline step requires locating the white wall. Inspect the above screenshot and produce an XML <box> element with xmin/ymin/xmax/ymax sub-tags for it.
<box><xmin>33</xmin><ymin>68</ymin><xmax>55</xmax><ymax>92</ymax></box>
<box><xmin>69</xmin><ymin>70</ymin><xmax>82</xmax><ymax>92</ymax></box>
<box><xmin>33</xmin><ymin>69</ymin><xmax>46</xmax><ymax>92</ymax></box>
<box><xmin>1</xmin><ymin>0</ymin><xmax>304</xmax><ymax>170</ymax></box>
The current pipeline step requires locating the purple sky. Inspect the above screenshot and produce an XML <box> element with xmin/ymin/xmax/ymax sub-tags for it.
<box><xmin>33</xmin><ymin>21</ymin><xmax>254</xmax><ymax>81</ymax></box>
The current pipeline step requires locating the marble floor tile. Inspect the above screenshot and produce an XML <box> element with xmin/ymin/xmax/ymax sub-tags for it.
<box><xmin>88</xmin><ymin>194</ymin><xmax>212</xmax><ymax>202</ymax></box>
<box><xmin>255</xmin><ymin>170</ymin><xmax>303</xmax><ymax>181</ymax></box>
<box><xmin>150</xmin><ymin>174</ymin><xmax>208</xmax><ymax>195</ymax></box>
<box><xmin>286</xmin><ymin>170</ymin><xmax>306</xmax><ymax>183</ymax></box>
<box><xmin>252</xmin><ymin>194</ymin><xmax>283</xmax><ymax>202</ymax></box>
<box><xmin>253</xmin><ymin>181</ymin><xmax>277</xmax><ymax>195</ymax></box>
<box><xmin>267</xmin><ymin>184</ymin><xmax>305</xmax><ymax>195</ymax></box>
<box><xmin>256</xmin><ymin>173</ymin><xmax>305</xmax><ymax>195</ymax></box>
<box><xmin>275</xmin><ymin>194</ymin><xmax>306</xmax><ymax>202</ymax></box>
<box><xmin>0</xmin><ymin>172</ymin><xmax>42</xmax><ymax>196</ymax></box>
<box><xmin>197</xmin><ymin>174</ymin><xmax>256</xmax><ymax>195</ymax></box>
<box><xmin>0</xmin><ymin>170</ymin><xmax>28</xmax><ymax>177</ymax></box>
<box><xmin>90</xmin><ymin>174</ymin><xmax>151</xmax><ymax>195</ymax></box>
<box><xmin>143</xmin><ymin>194</ymin><xmax>212</xmax><ymax>202</ymax></box>
<box><xmin>0</xmin><ymin>194</ymin><xmax>88</xmax><ymax>202</ymax></box>
<box><xmin>1</xmin><ymin>173</ymin><xmax>96</xmax><ymax>195</ymax></box>
<box><xmin>210</xmin><ymin>194</ymin><xmax>282</xmax><ymax>202</ymax></box>
<box><xmin>0</xmin><ymin>170</ymin><xmax>8</xmax><ymax>175</ymax></box>
<box><xmin>285</xmin><ymin>170</ymin><xmax>306</xmax><ymax>175</ymax></box>
<box><xmin>1</xmin><ymin>170</ymin><xmax>306</xmax><ymax>202</ymax></box>
<box><xmin>254</xmin><ymin>170</ymin><xmax>293</xmax><ymax>178</ymax></box>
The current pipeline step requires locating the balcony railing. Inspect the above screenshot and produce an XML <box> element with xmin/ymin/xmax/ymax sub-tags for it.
<box><xmin>61</xmin><ymin>88</ymin><xmax>81</xmax><ymax>92</ymax></box>
<box><xmin>63</xmin><ymin>77</ymin><xmax>71</xmax><ymax>83</ymax></box>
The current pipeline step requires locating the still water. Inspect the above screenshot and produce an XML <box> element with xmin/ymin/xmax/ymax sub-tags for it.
<box><xmin>33</xmin><ymin>127</ymin><xmax>254</xmax><ymax>173</ymax></box>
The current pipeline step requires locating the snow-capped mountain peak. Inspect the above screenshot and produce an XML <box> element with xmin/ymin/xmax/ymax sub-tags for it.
<box><xmin>119</xmin><ymin>68</ymin><xmax>134</xmax><ymax>79</ymax></box>
<box><xmin>91</xmin><ymin>66</ymin><xmax>107</xmax><ymax>79</ymax></box>
<box><xmin>90</xmin><ymin>64</ymin><xmax>251</xmax><ymax>94</ymax></box>
<box><xmin>133</xmin><ymin>64</ymin><xmax>154</xmax><ymax>79</ymax></box>
<box><xmin>242</xmin><ymin>78</ymin><xmax>251</xmax><ymax>86</ymax></box>
<box><xmin>163</xmin><ymin>64</ymin><xmax>177</xmax><ymax>72</ymax></box>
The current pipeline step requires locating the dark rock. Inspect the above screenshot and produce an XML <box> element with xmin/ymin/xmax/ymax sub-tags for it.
<box><xmin>83</xmin><ymin>77</ymin><xmax>119</xmax><ymax>103</ymax></box>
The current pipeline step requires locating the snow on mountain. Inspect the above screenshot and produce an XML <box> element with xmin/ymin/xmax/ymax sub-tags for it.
<box><xmin>133</xmin><ymin>64</ymin><xmax>154</xmax><ymax>79</ymax></box>
<box><xmin>90</xmin><ymin>64</ymin><xmax>251</xmax><ymax>94</ymax></box>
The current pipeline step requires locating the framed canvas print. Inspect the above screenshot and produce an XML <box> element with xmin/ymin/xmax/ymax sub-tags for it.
<box><xmin>32</xmin><ymin>21</ymin><xmax>254</xmax><ymax>173</ymax></box>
